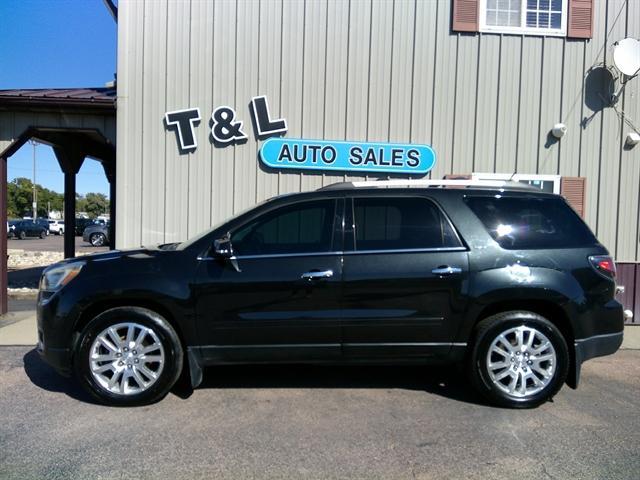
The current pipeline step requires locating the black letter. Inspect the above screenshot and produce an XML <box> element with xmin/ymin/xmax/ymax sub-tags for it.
<box><xmin>250</xmin><ymin>95</ymin><xmax>288</xmax><ymax>138</ymax></box>
<box><xmin>406</xmin><ymin>149</ymin><xmax>420</xmax><ymax>167</ymax></box>
<box><xmin>278</xmin><ymin>144</ymin><xmax>292</xmax><ymax>162</ymax></box>
<box><xmin>164</xmin><ymin>108</ymin><xmax>201</xmax><ymax>151</ymax></box>
<box><xmin>322</xmin><ymin>146</ymin><xmax>337</xmax><ymax>164</ymax></box>
<box><xmin>391</xmin><ymin>148</ymin><xmax>404</xmax><ymax>167</ymax></box>
<box><xmin>350</xmin><ymin>147</ymin><xmax>363</xmax><ymax>165</ymax></box>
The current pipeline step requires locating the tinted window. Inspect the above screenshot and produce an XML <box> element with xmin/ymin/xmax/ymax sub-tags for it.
<box><xmin>464</xmin><ymin>196</ymin><xmax>598</xmax><ymax>249</ymax></box>
<box><xmin>232</xmin><ymin>200</ymin><xmax>335</xmax><ymax>256</ymax></box>
<box><xmin>352</xmin><ymin>197</ymin><xmax>461</xmax><ymax>251</ymax></box>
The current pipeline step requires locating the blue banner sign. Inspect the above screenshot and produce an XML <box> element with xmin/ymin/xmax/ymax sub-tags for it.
<box><xmin>259</xmin><ymin>138</ymin><xmax>436</xmax><ymax>175</ymax></box>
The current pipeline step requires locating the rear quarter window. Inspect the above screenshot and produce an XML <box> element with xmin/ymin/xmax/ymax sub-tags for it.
<box><xmin>464</xmin><ymin>196</ymin><xmax>598</xmax><ymax>249</ymax></box>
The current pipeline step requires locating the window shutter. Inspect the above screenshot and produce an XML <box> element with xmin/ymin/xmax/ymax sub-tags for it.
<box><xmin>567</xmin><ymin>0</ymin><xmax>593</xmax><ymax>39</ymax></box>
<box><xmin>452</xmin><ymin>0</ymin><xmax>479</xmax><ymax>33</ymax></box>
<box><xmin>560</xmin><ymin>177</ymin><xmax>586</xmax><ymax>218</ymax></box>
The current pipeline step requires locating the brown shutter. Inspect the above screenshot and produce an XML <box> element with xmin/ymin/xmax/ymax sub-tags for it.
<box><xmin>567</xmin><ymin>0</ymin><xmax>593</xmax><ymax>39</ymax></box>
<box><xmin>452</xmin><ymin>0</ymin><xmax>479</xmax><ymax>33</ymax></box>
<box><xmin>560</xmin><ymin>177</ymin><xmax>586</xmax><ymax>218</ymax></box>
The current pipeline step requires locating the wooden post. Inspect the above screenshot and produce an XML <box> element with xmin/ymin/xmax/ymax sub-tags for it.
<box><xmin>0</xmin><ymin>156</ymin><xmax>7</xmax><ymax>314</ymax></box>
<box><xmin>54</xmin><ymin>147</ymin><xmax>83</xmax><ymax>260</ymax></box>
<box><xmin>63</xmin><ymin>172</ymin><xmax>76</xmax><ymax>259</ymax></box>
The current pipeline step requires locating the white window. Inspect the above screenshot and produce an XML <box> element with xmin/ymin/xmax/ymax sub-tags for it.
<box><xmin>480</xmin><ymin>0</ymin><xmax>567</xmax><ymax>37</ymax></box>
<box><xmin>472</xmin><ymin>173</ymin><xmax>561</xmax><ymax>194</ymax></box>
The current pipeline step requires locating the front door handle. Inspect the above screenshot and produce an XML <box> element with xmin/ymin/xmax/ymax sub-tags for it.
<box><xmin>432</xmin><ymin>266</ymin><xmax>462</xmax><ymax>276</ymax></box>
<box><xmin>301</xmin><ymin>270</ymin><xmax>334</xmax><ymax>280</ymax></box>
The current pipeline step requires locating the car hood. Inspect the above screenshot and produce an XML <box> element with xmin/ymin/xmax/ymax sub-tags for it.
<box><xmin>47</xmin><ymin>245</ymin><xmax>170</xmax><ymax>270</ymax></box>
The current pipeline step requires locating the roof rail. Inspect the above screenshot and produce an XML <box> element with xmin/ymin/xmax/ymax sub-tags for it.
<box><xmin>318</xmin><ymin>179</ymin><xmax>536</xmax><ymax>191</ymax></box>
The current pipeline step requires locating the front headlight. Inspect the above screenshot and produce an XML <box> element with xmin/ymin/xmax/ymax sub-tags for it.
<box><xmin>40</xmin><ymin>262</ymin><xmax>85</xmax><ymax>291</ymax></box>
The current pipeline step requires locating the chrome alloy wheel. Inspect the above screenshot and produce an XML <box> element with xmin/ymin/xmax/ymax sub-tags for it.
<box><xmin>89</xmin><ymin>322</ymin><xmax>165</xmax><ymax>395</ymax></box>
<box><xmin>486</xmin><ymin>326</ymin><xmax>556</xmax><ymax>398</ymax></box>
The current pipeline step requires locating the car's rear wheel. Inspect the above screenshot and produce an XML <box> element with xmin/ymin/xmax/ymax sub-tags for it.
<box><xmin>74</xmin><ymin>307</ymin><xmax>184</xmax><ymax>406</ymax></box>
<box><xmin>90</xmin><ymin>232</ymin><xmax>106</xmax><ymax>247</ymax></box>
<box><xmin>469</xmin><ymin>311</ymin><xmax>569</xmax><ymax>408</ymax></box>
<box><xmin>39</xmin><ymin>230</ymin><xmax>46</xmax><ymax>239</ymax></box>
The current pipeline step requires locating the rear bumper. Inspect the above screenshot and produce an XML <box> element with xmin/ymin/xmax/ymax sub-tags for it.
<box><xmin>570</xmin><ymin>331</ymin><xmax>623</xmax><ymax>388</ymax></box>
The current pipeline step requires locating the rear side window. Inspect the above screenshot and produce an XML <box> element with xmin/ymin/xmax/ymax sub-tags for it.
<box><xmin>353</xmin><ymin>197</ymin><xmax>462</xmax><ymax>251</ymax></box>
<box><xmin>464</xmin><ymin>196</ymin><xmax>598</xmax><ymax>249</ymax></box>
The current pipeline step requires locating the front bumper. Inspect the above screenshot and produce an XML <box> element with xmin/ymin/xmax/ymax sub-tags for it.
<box><xmin>36</xmin><ymin>291</ymin><xmax>77</xmax><ymax>377</ymax></box>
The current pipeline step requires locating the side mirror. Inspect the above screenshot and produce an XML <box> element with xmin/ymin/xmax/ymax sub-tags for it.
<box><xmin>213</xmin><ymin>234</ymin><xmax>241</xmax><ymax>272</ymax></box>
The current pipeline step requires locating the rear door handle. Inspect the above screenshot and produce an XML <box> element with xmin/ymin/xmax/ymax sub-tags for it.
<box><xmin>301</xmin><ymin>270</ymin><xmax>334</xmax><ymax>280</ymax></box>
<box><xmin>432</xmin><ymin>266</ymin><xmax>462</xmax><ymax>276</ymax></box>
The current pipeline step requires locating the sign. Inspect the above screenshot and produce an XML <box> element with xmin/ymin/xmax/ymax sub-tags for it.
<box><xmin>164</xmin><ymin>95</ymin><xmax>287</xmax><ymax>152</ymax></box>
<box><xmin>259</xmin><ymin>138</ymin><xmax>436</xmax><ymax>175</ymax></box>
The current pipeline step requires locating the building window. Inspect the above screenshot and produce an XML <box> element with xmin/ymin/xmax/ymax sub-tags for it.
<box><xmin>480</xmin><ymin>0</ymin><xmax>567</xmax><ymax>36</ymax></box>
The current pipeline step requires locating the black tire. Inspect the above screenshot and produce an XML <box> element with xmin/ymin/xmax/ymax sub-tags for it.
<box><xmin>74</xmin><ymin>307</ymin><xmax>184</xmax><ymax>406</ymax></box>
<box><xmin>39</xmin><ymin>230</ymin><xmax>46</xmax><ymax>239</ymax></box>
<box><xmin>90</xmin><ymin>232</ymin><xmax>106</xmax><ymax>247</ymax></box>
<box><xmin>19</xmin><ymin>230</ymin><xmax>26</xmax><ymax>240</ymax></box>
<box><xmin>469</xmin><ymin>311</ymin><xmax>569</xmax><ymax>409</ymax></box>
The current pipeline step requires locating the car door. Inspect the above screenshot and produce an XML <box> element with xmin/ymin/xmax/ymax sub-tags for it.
<box><xmin>194</xmin><ymin>197</ymin><xmax>344</xmax><ymax>362</ymax></box>
<box><xmin>341</xmin><ymin>194</ymin><xmax>469</xmax><ymax>359</ymax></box>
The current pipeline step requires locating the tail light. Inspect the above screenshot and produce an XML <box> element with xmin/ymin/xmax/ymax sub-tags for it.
<box><xmin>589</xmin><ymin>255</ymin><xmax>616</xmax><ymax>278</ymax></box>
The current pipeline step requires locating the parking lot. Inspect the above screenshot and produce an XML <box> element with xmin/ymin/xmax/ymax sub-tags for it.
<box><xmin>0</xmin><ymin>347</ymin><xmax>638</xmax><ymax>480</ymax></box>
<box><xmin>7</xmin><ymin>234</ymin><xmax>108</xmax><ymax>253</ymax></box>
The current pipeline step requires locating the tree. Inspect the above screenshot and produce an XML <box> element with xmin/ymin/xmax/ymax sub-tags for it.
<box><xmin>7</xmin><ymin>177</ymin><xmax>63</xmax><ymax>218</ymax></box>
<box><xmin>77</xmin><ymin>193</ymin><xmax>109</xmax><ymax>218</ymax></box>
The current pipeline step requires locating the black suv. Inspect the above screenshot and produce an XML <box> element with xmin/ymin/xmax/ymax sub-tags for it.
<box><xmin>37</xmin><ymin>180</ymin><xmax>624</xmax><ymax>408</ymax></box>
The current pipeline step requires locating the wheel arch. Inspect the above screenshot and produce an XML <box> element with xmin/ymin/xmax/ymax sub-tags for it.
<box><xmin>72</xmin><ymin>298</ymin><xmax>188</xmax><ymax>354</ymax></box>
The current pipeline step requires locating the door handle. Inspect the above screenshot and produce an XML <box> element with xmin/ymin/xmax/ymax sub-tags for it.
<box><xmin>432</xmin><ymin>266</ymin><xmax>462</xmax><ymax>276</ymax></box>
<box><xmin>301</xmin><ymin>270</ymin><xmax>334</xmax><ymax>280</ymax></box>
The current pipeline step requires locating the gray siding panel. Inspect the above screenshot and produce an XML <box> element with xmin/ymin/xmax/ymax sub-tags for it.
<box><xmin>188</xmin><ymin>0</ymin><xmax>214</xmax><ymax>238</ymax></box>
<box><xmin>117</xmin><ymin>0</ymin><xmax>640</xmax><ymax>261</ymax></box>
<box><xmin>164</xmin><ymin>0</ymin><xmax>190</xmax><ymax>244</ymax></box>
<box><xmin>474</xmin><ymin>34</ymin><xmax>500</xmax><ymax>173</ymax></box>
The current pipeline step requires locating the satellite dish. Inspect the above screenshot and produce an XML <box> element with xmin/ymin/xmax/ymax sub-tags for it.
<box><xmin>612</xmin><ymin>38</ymin><xmax>640</xmax><ymax>77</ymax></box>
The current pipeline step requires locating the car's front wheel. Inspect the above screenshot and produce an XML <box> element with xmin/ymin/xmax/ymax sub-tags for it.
<box><xmin>90</xmin><ymin>232</ymin><xmax>106</xmax><ymax>247</ymax></box>
<box><xmin>74</xmin><ymin>307</ymin><xmax>184</xmax><ymax>406</ymax></box>
<box><xmin>469</xmin><ymin>311</ymin><xmax>569</xmax><ymax>408</ymax></box>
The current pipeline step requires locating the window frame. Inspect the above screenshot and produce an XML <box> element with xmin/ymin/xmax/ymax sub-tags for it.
<box><xmin>472</xmin><ymin>172</ymin><xmax>561</xmax><ymax>194</ymax></box>
<box><xmin>229</xmin><ymin>198</ymin><xmax>341</xmax><ymax>259</ymax></box>
<box><xmin>345</xmin><ymin>195</ymin><xmax>466</xmax><ymax>255</ymax></box>
<box><xmin>479</xmin><ymin>0</ymin><xmax>568</xmax><ymax>37</ymax></box>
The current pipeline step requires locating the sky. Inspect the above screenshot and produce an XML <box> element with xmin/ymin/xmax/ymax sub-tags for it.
<box><xmin>0</xmin><ymin>0</ymin><xmax>117</xmax><ymax>197</ymax></box>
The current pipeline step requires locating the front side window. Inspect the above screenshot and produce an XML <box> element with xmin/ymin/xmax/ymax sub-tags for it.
<box><xmin>480</xmin><ymin>0</ymin><xmax>567</xmax><ymax>36</ymax></box>
<box><xmin>352</xmin><ymin>197</ymin><xmax>462</xmax><ymax>251</ymax></box>
<box><xmin>231</xmin><ymin>199</ymin><xmax>335</xmax><ymax>256</ymax></box>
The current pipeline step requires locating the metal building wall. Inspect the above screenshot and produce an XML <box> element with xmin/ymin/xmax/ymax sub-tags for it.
<box><xmin>116</xmin><ymin>0</ymin><xmax>640</xmax><ymax>262</ymax></box>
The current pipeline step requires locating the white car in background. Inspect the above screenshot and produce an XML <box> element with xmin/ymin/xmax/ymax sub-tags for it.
<box><xmin>48</xmin><ymin>220</ymin><xmax>65</xmax><ymax>235</ymax></box>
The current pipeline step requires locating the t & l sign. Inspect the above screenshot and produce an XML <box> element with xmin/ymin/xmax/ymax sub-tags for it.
<box><xmin>164</xmin><ymin>95</ymin><xmax>287</xmax><ymax>152</ymax></box>
<box><xmin>164</xmin><ymin>94</ymin><xmax>437</xmax><ymax>175</ymax></box>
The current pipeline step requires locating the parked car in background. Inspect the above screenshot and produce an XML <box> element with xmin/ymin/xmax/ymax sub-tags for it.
<box><xmin>48</xmin><ymin>220</ymin><xmax>65</xmax><ymax>235</ymax></box>
<box><xmin>83</xmin><ymin>223</ymin><xmax>109</xmax><ymax>247</ymax></box>
<box><xmin>37</xmin><ymin>180</ymin><xmax>625</xmax><ymax>407</ymax></box>
<box><xmin>75</xmin><ymin>218</ymin><xmax>95</xmax><ymax>236</ymax></box>
<box><xmin>11</xmin><ymin>220</ymin><xmax>48</xmax><ymax>239</ymax></box>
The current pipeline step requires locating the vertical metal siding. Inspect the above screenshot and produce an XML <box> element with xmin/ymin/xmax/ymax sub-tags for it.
<box><xmin>117</xmin><ymin>0</ymin><xmax>640</xmax><ymax>263</ymax></box>
<box><xmin>188</xmin><ymin>0</ymin><xmax>214</xmax><ymax>238</ymax></box>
